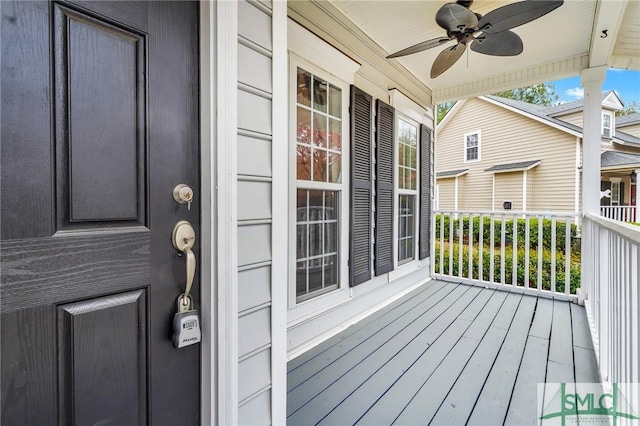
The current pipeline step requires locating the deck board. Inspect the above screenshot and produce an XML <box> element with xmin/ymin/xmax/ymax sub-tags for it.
<box><xmin>466</xmin><ymin>295</ymin><xmax>537</xmax><ymax>425</ymax></box>
<box><xmin>287</xmin><ymin>280</ymin><xmax>600</xmax><ymax>426</ymax></box>
<box><xmin>288</xmin><ymin>284</ymin><xmax>478</xmax><ymax>424</ymax></box>
<box><xmin>429</xmin><ymin>292</ymin><xmax>522</xmax><ymax>426</ymax></box>
<box><xmin>287</xmin><ymin>281</ymin><xmax>447</xmax><ymax>372</ymax></box>
<box><xmin>288</xmin><ymin>281</ymin><xmax>447</xmax><ymax>387</ymax></box>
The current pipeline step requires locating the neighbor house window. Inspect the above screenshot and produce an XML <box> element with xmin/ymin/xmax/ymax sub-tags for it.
<box><xmin>602</xmin><ymin>111</ymin><xmax>612</xmax><ymax>138</ymax></box>
<box><xmin>294</xmin><ymin>66</ymin><xmax>347</xmax><ymax>302</ymax></box>
<box><xmin>397</xmin><ymin>117</ymin><xmax>418</xmax><ymax>264</ymax></box>
<box><xmin>464</xmin><ymin>131</ymin><xmax>480</xmax><ymax>162</ymax></box>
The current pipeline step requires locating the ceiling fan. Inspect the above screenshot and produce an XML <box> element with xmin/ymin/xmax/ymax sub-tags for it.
<box><xmin>387</xmin><ymin>0</ymin><xmax>564</xmax><ymax>78</ymax></box>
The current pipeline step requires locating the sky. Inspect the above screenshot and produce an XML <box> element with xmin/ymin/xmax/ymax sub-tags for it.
<box><xmin>551</xmin><ymin>69</ymin><xmax>640</xmax><ymax>106</ymax></box>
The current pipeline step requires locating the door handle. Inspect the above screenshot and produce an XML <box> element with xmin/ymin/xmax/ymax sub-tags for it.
<box><xmin>172</xmin><ymin>221</ymin><xmax>196</xmax><ymax>305</ymax></box>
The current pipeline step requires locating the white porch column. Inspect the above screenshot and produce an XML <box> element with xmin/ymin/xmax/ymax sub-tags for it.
<box><xmin>580</xmin><ymin>66</ymin><xmax>606</xmax><ymax>215</ymax></box>
<box><xmin>578</xmin><ymin>66</ymin><xmax>606</xmax><ymax>305</ymax></box>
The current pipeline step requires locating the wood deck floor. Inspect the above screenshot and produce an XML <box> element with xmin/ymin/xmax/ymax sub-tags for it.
<box><xmin>287</xmin><ymin>280</ymin><xmax>600</xmax><ymax>426</ymax></box>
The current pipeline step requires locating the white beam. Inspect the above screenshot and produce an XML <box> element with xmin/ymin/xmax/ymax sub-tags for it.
<box><xmin>581</xmin><ymin>66</ymin><xmax>606</xmax><ymax>216</ymax></box>
<box><xmin>589</xmin><ymin>0</ymin><xmax>628</xmax><ymax>68</ymax></box>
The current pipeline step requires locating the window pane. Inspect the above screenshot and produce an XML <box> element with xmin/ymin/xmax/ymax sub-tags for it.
<box><xmin>328</xmin><ymin>84</ymin><xmax>341</xmax><ymax>117</ymax></box>
<box><xmin>398</xmin><ymin>194</ymin><xmax>415</xmax><ymax>263</ymax></box>
<box><xmin>296</xmin><ymin>261</ymin><xmax>307</xmax><ymax>297</ymax></box>
<box><xmin>328</xmin><ymin>153</ymin><xmax>342</xmax><ymax>183</ymax></box>
<box><xmin>296</xmin><ymin>224</ymin><xmax>307</xmax><ymax>258</ymax></box>
<box><xmin>329</xmin><ymin>118</ymin><xmax>341</xmax><ymax>151</ymax></box>
<box><xmin>295</xmin><ymin>189</ymin><xmax>341</xmax><ymax>301</ymax></box>
<box><xmin>297</xmin><ymin>107</ymin><xmax>311</xmax><ymax>144</ymax></box>
<box><xmin>312</xmin><ymin>149</ymin><xmax>327</xmax><ymax>182</ymax></box>
<box><xmin>297</xmin><ymin>68</ymin><xmax>311</xmax><ymax>107</ymax></box>
<box><xmin>297</xmin><ymin>145</ymin><xmax>311</xmax><ymax>180</ymax></box>
<box><xmin>313</xmin><ymin>76</ymin><xmax>328</xmax><ymax>112</ymax></box>
<box><xmin>313</xmin><ymin>112</ymin><xmax>327</xmax><ymax>147</ymax></box>
<box><xmin>324</xmin><ymin>254</ymin><xmax>338</xmax><ymax>287</ymax></box>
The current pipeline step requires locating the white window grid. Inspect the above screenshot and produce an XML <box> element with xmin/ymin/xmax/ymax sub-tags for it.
<box><xmin>465</xmin><ymin>131</ymin><xmax>480</xmax><ymax>162</ymax></box>
<box><xmin>602</xmin><ymin>111</ymin><xmax>613</xmax><ymax>138</ymax></box>
<box><xmin>397</xmin><ymin>117</ymin><xmax>419</xmax><ymax>265</ymax></box>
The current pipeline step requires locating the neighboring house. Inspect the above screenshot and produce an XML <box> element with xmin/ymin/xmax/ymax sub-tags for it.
<box><xmin>435</xmin><ymin>92</ymin><xmax>640</xmax><ymax>220</ymax></box>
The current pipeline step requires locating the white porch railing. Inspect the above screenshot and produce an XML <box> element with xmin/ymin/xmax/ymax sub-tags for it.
<box><xmin>581</xmin><ymin>214</ymin><xmax>639</xmax><ymax>394</ymax></box>
<box><xmin>600</xmin><ymin>205</ymin><xmax>637</xmax><ymax>223</ymax></box>
<box><xmin>432</xmin><ymin>210</ymin><xmax>580</xmax><ymax>300</ymax></box>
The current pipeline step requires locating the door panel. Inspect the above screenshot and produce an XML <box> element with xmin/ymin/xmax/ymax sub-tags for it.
<box><xmin>1</xmin><ymin>1</ymin><xmax>200</xmax><ymax>424</ymax></box>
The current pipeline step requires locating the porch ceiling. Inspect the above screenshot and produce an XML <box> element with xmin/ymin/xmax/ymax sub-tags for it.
<box><xmin>330</xmin><ymin>0</ymin><xmax>640</xmax><ymax>103</ymax></box>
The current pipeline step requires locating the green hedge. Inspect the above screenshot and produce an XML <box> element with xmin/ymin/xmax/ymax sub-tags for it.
<box><xmin>434</xmin><ymin>215</ymin><xmax>581</xmax><ymax>255</ymax></box>
<box><xmin>434</xmin><ymin>241</ymin><xmax>580</xmax><ymax>295</ymax></box>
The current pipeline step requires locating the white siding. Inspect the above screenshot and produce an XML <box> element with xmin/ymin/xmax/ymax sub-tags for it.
<box><xmin>237</xmin><ymin>0</ymin><xmax>274</xmax><ymax>419</ymax></box>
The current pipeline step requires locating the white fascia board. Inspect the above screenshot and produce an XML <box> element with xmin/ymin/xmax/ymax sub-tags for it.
<box><xmin>588</xmin><ymin>0</ymin><xmax>628</xmax><ymax>69</ymax></box>
<box><xmin>389</xmin><ymin>88</ymin><xmax>429</xmax><ymax>126</ymax></box>
<box><xmin>288</xmin><ymin>19</ymin><xmax>360</xmax><ymax>84</ymax></box>
<box><xmin>603</xmin><ymin>91</ymin><xmax>624</xmax><ymax>110</ymax></box>
<box><xmin>479</xmin><ymin>96</ymin><xmax>583</xmax><ymax>138</ymax></box>
<box><xmin>612</xmin><ymin>139</ymin><xmax>640</xmax><ymax>148</ymax></box>
<box><xmin>601</xmin><ymin>163</ymin><xmax>640</xmax><ymax>171</ymax></box>
<box><xmin>435</xmin><ymin>99</ymin><xmax>466</xmax><ymax>133</ymax></box>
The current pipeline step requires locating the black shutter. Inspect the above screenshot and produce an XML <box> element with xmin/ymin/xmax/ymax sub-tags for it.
<box><xmin>375</xmin><ymin>100</ymin><xmax>395</xmax><ymax>275</ymax></box>
<box><xmin>349</xmin><ymin>86</ymin><xmax>372</xmax><ymax>286</ymax></box>
<box><xmin>419</xmin><ymin>124</ymin><xmax>432</xmax><ymax>260</ymax></box>
<box><xmin>620</xmin><ymin>182</ymin><xmax>625</xmax><ymax>205</ymax></box>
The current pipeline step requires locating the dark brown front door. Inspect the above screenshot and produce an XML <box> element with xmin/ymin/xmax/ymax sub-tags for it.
<box><xmin>1</xmin><ymin>1</ymin><xmax>201</xmax><ymax>424</ymax></box>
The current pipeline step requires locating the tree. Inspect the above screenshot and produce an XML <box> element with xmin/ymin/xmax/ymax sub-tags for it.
<box><xmin>493</xmin><ymin>83</ymin><xmax>559</xmax><ymax>106</ymax></box>
<box><xmin>616</xmin><ymin>100</ymin><xmax>639</xmax><ymax>117</ymax></box>
<box><xmin>436</xmin><ymin>102</ymin><xmax>455</xmax><ymax>123</ymax></box>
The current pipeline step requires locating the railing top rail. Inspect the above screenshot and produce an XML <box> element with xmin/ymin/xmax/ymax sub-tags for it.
<box><xmin>434</xmin><ymin>210</ymin><xmax>580</xmax><ymax>217</ymax></box>
<box><xmin>584</xmin><ymin>213</ymin><xmax>640</xmax><ymax>244</ymax></box>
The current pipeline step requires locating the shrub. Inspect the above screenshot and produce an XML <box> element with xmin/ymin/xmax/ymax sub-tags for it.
<box><xmin>434</xmin><ymin>214</ymin><xmax>581</xmax><ymax>255</ymax></box>
<box><xmin>433</xmin><ymin>240</ymin><xmax>580</xmax><ymax>295</ymax></box>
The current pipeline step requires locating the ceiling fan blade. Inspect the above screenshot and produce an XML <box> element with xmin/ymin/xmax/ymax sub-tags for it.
<box><xmin>387</xmin><ymin>37</ymin><xmax>454</xmax><ymax>58</ymax></box>
<box><xmin>431</xmin><ymin>43</ymin><xmax>466</xmax><ymax>78</ymax></box>
<box><xmin>478</xmin><ymin>0</ymin><xmax>563</xmax><ymax>34</ymax></box>
<box><xmin>435</xmin><ymin>3</ymin><xmax>478</xmax><ymax>31</ymax></box>
<box><xmin>471</xmin><ymin>30</ymin><xmax>523</xmax><ymax>56</ymax></box>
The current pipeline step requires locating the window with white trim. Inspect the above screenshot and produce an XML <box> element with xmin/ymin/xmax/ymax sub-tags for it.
<box><xmin>292</xmin><ymin>64</ymin><xmax>348</xmax><ymax>303</ymax></box>
<box><xmin>396</xmin><ymin>117</ymin><xmax>419</xmax><ymax>264</ymax></box>
<box><xmin>464</xmin><ymin>131</ymin><xmax>480</xmax><ymax>162</ymax></box>
<box><xmin>602</xmin><ymin>111</ymin><xmax>613</xmax><ymax>138</ymax></box>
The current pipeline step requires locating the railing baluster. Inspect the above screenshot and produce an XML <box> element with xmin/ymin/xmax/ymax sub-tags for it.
<box><xmin>458</xmin><ymin>213</ymin><xmax>463</xmax><ymax>278</ymax></box>
<box><xmin>439</xmin><ymin>212</ymin><xmax>444</xmax><ymax>275</ymax></box>
<box><xmin>500</xmin><ymin>214</ymin><xmax>506</xmax><ymax>285</ymax></box>
<box><xmin>551</xmin><ymin>216</ymin><xmax>557</xmax><ymax>293</ymax></box>
<box><xmin>565</xmin><ymin>216</ymin><xmax>571</xmax><ymax>295</ymax></box>
<box><xmin>537</xmin><ymin>216</ymin><xmax>543</xmax><ymax>291</ymax></box>
<box><xmin>468</xmin><ymin>213</ymin><xmax>473</xmax><ymax>281</ymax></box>
<box><xmin>449</xmin><ymin>212</ymin><xmax>454</xmax><ymax>276</ymax></box>
<box><xmin>525</xmin><ymin>215</ymin><xmax>530</xmax><ymax>289</ymax></box>
<box><xmin>512</xmin><ymin>213</ymin><xmax>518</xmax><ymax>286</ymax></box>
<box><xmin>490</xmin><ymin>215</ymin><xmax>495</xmax><ymax>284</ymax></box>
<box><xmin>479</xmin><ymin>214</ymin><xmax>484</xmax><ymax>283</ymax></box>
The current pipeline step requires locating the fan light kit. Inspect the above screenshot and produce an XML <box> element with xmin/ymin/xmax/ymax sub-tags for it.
<box><xmin>387</xmin><ymin>0</ymin><xmax>564</xmax><ymax>78</ymax></box>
